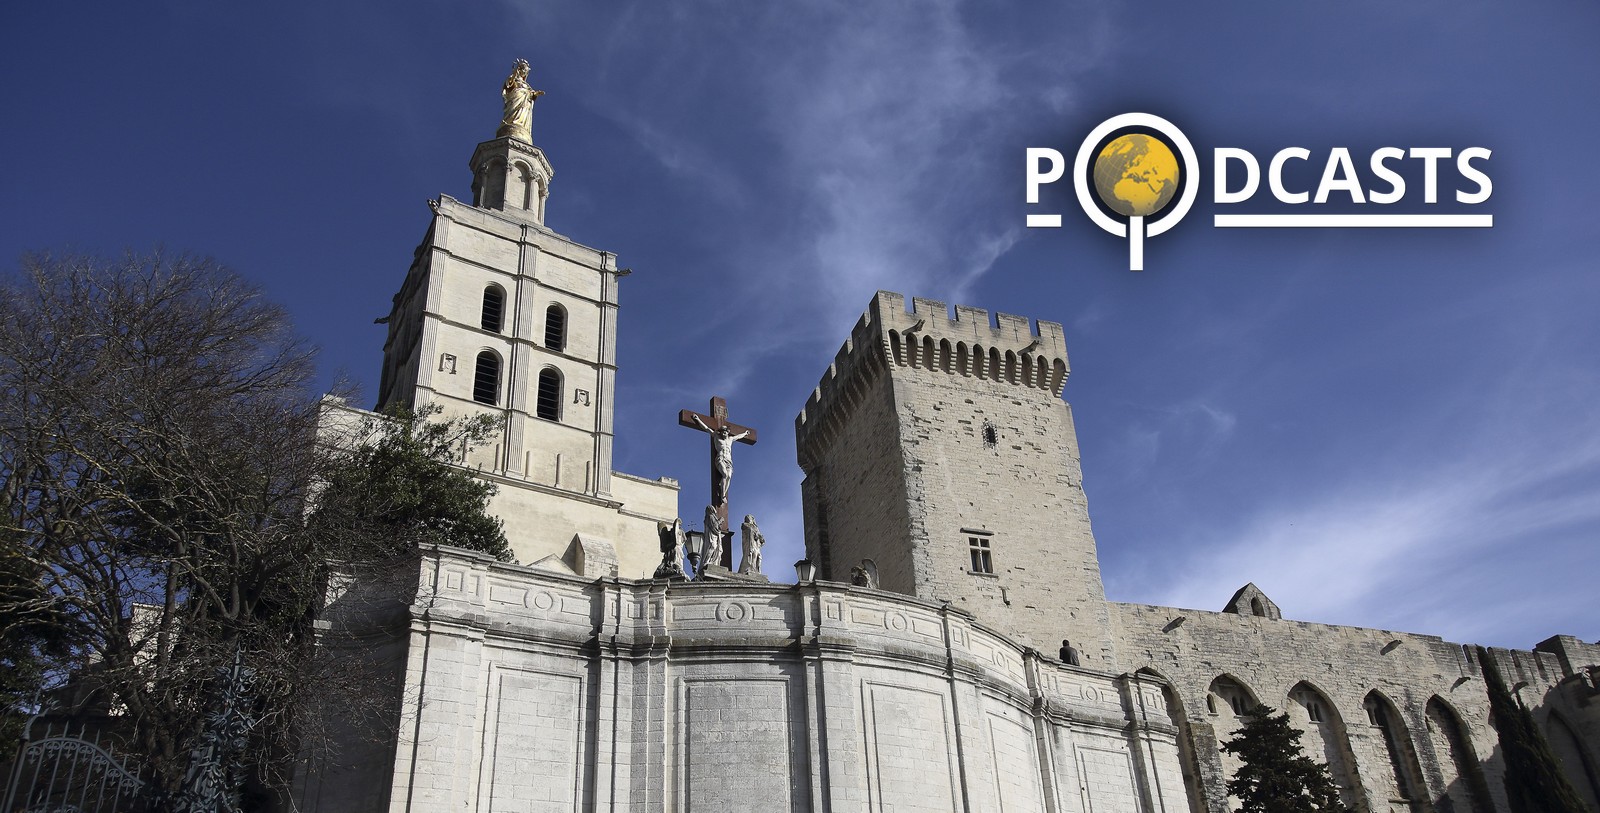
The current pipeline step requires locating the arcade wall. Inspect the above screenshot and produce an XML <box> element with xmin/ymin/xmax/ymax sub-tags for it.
<box><xmin>1109</xmin><ymin>601</ymin><xmax>1600</xmax><ymax>813</ymax></box>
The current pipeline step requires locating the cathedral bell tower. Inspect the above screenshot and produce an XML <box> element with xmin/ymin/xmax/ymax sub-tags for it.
<box><xmin>373</xmin><ymin>61</ymin><xmax>677</xmax><ymax>575</ymax></box>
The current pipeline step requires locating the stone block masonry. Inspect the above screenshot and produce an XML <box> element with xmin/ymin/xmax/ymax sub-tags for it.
<box><xmin>798</xmin><ymin>291</ymin><xmax>1117</xmax><ymax>667</ymax></box>
<box><xmin>298</xmin><ymin>545</ymin><xmax>1188</xmax><ymax>813</ymax></box>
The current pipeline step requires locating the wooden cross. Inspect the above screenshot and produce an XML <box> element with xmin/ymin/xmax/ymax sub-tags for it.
<box><xmin>678</xmin><ymin>396</ymin><xmax>757</xmax><ymax>569</ymax></box>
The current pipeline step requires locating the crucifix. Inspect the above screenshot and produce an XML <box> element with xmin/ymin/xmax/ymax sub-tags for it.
<box><xmin>679</xmin><ymin>396</ymin><xmax>757</xmax><ymax>569</ymax></box>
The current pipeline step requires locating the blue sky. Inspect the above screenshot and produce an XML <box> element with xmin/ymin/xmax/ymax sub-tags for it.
<box><xmin>3</xmin><ymin>1</ymin><xmax>1596</xmax><ymax>649</ymax></box>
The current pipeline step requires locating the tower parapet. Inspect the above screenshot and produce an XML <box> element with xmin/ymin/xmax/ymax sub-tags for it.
<box><xmin>796</xmin><ymin>291</ymin><xmax>1070</xmax><ymax>469</ymax></box>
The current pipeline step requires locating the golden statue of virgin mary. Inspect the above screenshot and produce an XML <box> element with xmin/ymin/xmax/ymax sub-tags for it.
<box><xmin>497</xmin><ymin>59</ymin><xmax>545</xmax><ymax>142</ymax></box>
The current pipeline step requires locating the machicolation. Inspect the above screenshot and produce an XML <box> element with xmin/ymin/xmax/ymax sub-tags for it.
<box><xmin>795</xmin><ymin>291</ymin><xmax>1071</xmax><ymax>467</ymax></box>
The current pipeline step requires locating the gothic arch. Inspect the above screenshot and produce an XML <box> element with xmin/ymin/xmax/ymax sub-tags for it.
<box><xmin>1363</xmin><ymin>690</ymin><xmax>1429</xmax><ymax>811</ymax></box>
<box><xmin>887</xmin><ymin>330</ymin><xmax>904</xmax><ymax>365</ymax></box>
<box><xmin>1207</xmin><ymin>674</ymin><xmax>1259</xmax><ymax>718</ymax></box>
<box><xmin>1003</xmin><ymin>350</ymin><xmax>1018</xmax><ymax>384</ymax></box>
<box><xmin>939</xmin><ymin>338</ymin><xmax>953</xmax><ymax>374</ymax></box>
<box><xmin>1020</xmin><ymin>354</ymin><xmax>1034</xmax><ymax>387</ymax></box>
<box><xmin>988</xmin><ymin>347</ymin><xmax>1001</xmax><ymax>382</ymax></box>
<box><xmin>1424</xmin><ymin>696</ymin><xmax>1492</xmax><ymax>813</ymax></box>
<box><xmin>921</xmin><ymin>334</ymin><xmax>936</xmax><ymax>370</ymax></box>
<box><xmin>1137</xmin><ymin>667</ymin><xmax>1205</xmax><ymax>813</ymax></box>
<box><xmin>1287</xmin><ymin>680</ymin><xmax>1363</xmax><ymax>809</ymax></box>
<box><xmin>1208</xmin><ymin>673</ymin><xmax>1261</xmax><ymax>808</ymax></box>
<box><xmin>1547</xmin><ymin>709</ymin><xmax>1600</xmax><ymax>810</ymax></box>
<box><xmin>956</xmin><ymin>341</ymin><xmax>970</xmax><ymax>376</ymax></box>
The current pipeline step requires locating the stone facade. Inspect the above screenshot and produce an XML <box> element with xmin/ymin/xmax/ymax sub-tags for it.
<box><xmin>796</xmin><ymin>291</ymin><xmax>1600</xmax><ymax>813</ymax></box>
<box><xmin>296</xmin><ymin>546</ymin><xmax>1187</xmax><ymax>813</ymax></box>
<box><xmin>300</xmin><ymin>92</ymin><xmax>1600</xmax><ymax>813</ymax></box>
<box><xmin>369</xmin><ymin>134</ymin><xmax>677</xmax><ymax>577</ymax></box>
<box><xmin>797</xmin><ymin>292</ymin><xmax>1115</xmax><ymax>668</ymax></box>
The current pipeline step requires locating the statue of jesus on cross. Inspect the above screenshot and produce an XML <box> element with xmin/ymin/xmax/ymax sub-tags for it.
<box><xmin>679</xmin><ymin>396</ymin><xmax>757</xmax><ymax>570</ymax></box>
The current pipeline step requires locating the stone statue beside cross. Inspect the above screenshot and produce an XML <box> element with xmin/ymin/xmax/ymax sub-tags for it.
<box><xmin>678</xmin><ymin>396</ymin><xmax>761</xmax><ymax>577</ymax></box>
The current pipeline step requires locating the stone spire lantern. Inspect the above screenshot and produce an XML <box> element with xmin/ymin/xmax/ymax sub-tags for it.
<box><xmin>470</xmin><ymin>59</ymin><xmax>554</xmax><ymax>224</ymax></box>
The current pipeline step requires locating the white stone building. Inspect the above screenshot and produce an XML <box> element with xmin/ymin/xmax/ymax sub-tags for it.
<box><xmin>294</xmin><ymin>77</ymin><xmax>1600</xmax><ymax>813</ymax></box>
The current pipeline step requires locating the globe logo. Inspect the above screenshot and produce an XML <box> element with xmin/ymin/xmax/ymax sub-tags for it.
<box><xmin>1092</xmin><ymin>134</ymin><xmax>1181</xmax><ymax>218</ymax></box>
<box><xmin>1073</xmin><ymin>113</ymin><xmax>1199</xmax><ymax>271</ymax></box>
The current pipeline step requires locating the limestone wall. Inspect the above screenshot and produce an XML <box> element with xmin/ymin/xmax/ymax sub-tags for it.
<box><xmin>315</xmin><ymin>400</ymin><xmax>677</xmax><ymax>580</ymax></box>
<box><xmin>326</xmin><ymin>546</ymin><xmax>1189</xmax><ymax>813</ymax></box>
<box><xmin>376</xmin><ymin>194</ymin><xmax>624</xmax><ymax>497</ymax></box>
<box><xmin>797</xmin><ymin>291</ymin><xmax>1117</xmax><ymax>668</ymax></box>
<box><xmin>1110</xmin><ymin>601</ymin><xmax>1600</xmax><ymax>813</ymax></box>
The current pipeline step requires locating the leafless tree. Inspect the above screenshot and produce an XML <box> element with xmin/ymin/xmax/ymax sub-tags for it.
<box><xmin>0</xmin><ymin>252</ymin><xmax>408</xmax><ymax>807</ymax></box>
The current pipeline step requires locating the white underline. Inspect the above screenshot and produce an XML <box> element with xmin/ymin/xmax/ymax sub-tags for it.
<box><xmin>1026</xmin><ymin>214</ymin><xmax>1063</xmax><ymax>228</ymax></box>
<box><xmin>1214</xmin><ymin>214</ymin><xmax>1493</xmax><ymax>228</ymax></box>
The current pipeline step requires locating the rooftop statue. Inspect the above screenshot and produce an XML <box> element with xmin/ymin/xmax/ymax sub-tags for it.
<box><xmin>497</xmin><ymin>59</ymin><xmax>545</xmax><ymax>142</ymax></box>
<box><xmin>738</xmin><ymin>514</ymin><xmax>764</xmax><ymax>576</ymax></box>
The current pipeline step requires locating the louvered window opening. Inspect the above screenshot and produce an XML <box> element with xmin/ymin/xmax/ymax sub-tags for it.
<box><xmin>545</xmin><ymin>304</ymin><xmax>566</xmax><ymax>352</ymax></box>
<box><xmin>536</xmin><ymin>368</ymin><xmax>561</xmax><ymax>421</ymax></box>
<box><xmin>481</xmin><ymin>285</ymin><xmax>504</xmax><ymax>332</ymax></box>
<box><xmin>473</xmin><ymin>351</ymin><xmax>499</xmax><ymax>405</ymax></box>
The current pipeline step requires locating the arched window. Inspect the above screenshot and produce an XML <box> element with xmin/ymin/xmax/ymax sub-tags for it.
<box><xmin>544</xmin><ymin>303</ymin><xmax>567</xmax><ymax>352</ymax></box>
<box><xmin>1427</xmin><ymin>697</ymin><xmax>1495</xmax><ymax>812</ymax></box>
<box><xmin>482</xmin><ymin>159</ymin><xmax>507</xmax><ymax>208</ymax></box>
<box><xmin>473</xmin><ymin>351</ymin><xmax>500</xmax><ymax>405</ymax></box>
<box><xmin>481</xmin><ymin>284</ymin><xmax>505</xmax><ymax>333</ymax></box>
<box><xmin>1365</xmin><ymin>691</ymin><xmax>1427</xmax><ymax>805</ymax></box>
<box><xmin>513</xmin><ymin>162</ymin><xmax>534</xmax><ymax>210</ymax></box>
<box><xmin>1286</xmin><ymin>680</ymin><xmax>1360</xmax><ymax>807</ymax></box>
<box><xmin>536</xmin><ymin>367</ymin><xmax>562</xmax><ymax>421</ymax></box>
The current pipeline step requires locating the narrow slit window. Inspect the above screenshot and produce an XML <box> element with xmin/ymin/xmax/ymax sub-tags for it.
<box><xmin>544</xmin><ymin>304</ymin><xmax>567</xmax><ymax>352</ymax></box>
<box><xmin>481</xmin><ymin>285</ymin><xmax>505</xmax><ymax>333</ymax></box>
<box><xmin>473</xmin><ymin>351</ymin><xmax>500</xmax><ymax>405</ymax></box>
<box><xmin>968</xmin><ymin>536</ymin><xmax>993</xmax><ymax>574</ymax></box>
<box><xmin>536</xmin><ymin>367</ymin><xmax>561</xmax><ymax>421</ymax></box>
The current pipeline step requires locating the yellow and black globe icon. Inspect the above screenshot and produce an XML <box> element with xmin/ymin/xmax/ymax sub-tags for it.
<box><xmin>1092</xmin><ymin>134</ymin><xmax>1181</xmax><ymax>219</ymax></box>
<box><xmin>1073</xmin><ymin>113</ymin><xmax>1198</xmax><ymax>271</ymax></box>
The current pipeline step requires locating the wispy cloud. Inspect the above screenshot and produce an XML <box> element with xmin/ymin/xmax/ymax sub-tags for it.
<box><xmin>1131</xmin><ymin>373</ymin><xmax>1600</xmax><ymax>646</ymax></box>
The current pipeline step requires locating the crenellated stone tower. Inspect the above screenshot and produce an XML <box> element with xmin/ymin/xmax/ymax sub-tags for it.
<box><xmin>372</xmin><ymin>63</ymin><xmax>677</xmax><ymax>577</ymax></box>
<box><xmin>796</xmin><ymin>291</ymin><xmax>1117</xmax><ymax>666</ymax></box>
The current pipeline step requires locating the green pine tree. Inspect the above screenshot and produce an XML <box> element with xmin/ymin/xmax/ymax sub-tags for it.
<box><xmin>1221</xmin><ymin>705</ymin><xmax>1351</xmax><ymax>813</ymax></box>
<box><xmin>1477</xmin><ymin>646</ymin><xmax>1594</xmax><ymax>813</ymax></box>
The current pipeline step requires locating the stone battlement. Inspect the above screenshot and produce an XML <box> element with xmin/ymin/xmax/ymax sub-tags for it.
<box><xmin>795</xmin><ymin>291</ymin><xmax>1071</xmax><ymax>464</ymax></box>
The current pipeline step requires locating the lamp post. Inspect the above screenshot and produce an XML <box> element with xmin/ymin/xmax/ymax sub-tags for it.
<box><xmin>794</xmin><ymin>558</ymin><xmax>817</xmax><ymax>583</ymax></box>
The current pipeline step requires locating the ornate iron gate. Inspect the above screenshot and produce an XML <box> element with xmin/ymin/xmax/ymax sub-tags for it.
<box><xmin>2</xmin><ymin>717</ymin><xmax>149</xmax><ymax>813</ymax></box>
